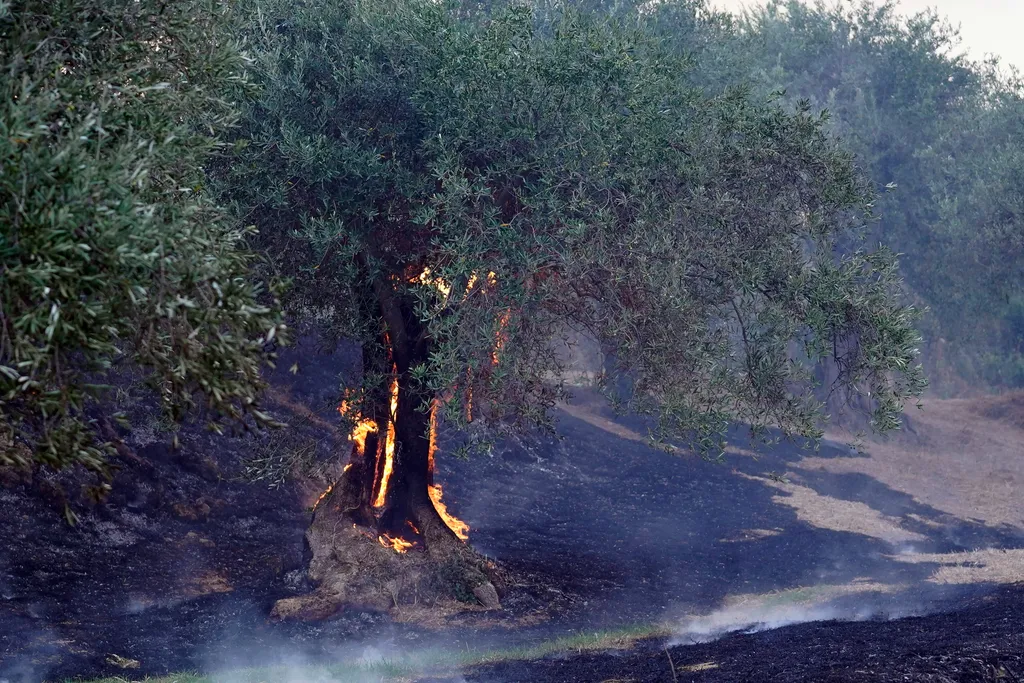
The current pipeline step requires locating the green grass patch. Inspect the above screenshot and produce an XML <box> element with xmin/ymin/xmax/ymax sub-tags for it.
<box><xmin>71</xmin><ymin>623</ymin><xmax>669</xmax><ymax>683</ymax></box>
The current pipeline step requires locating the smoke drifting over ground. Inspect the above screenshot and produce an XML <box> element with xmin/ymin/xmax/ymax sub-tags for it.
<box><xmin>203</xmin><ymin>630</ymin><xmax>502</xmax><ymax>683</ymax></box>
<box><xmin>669</xmin><ymin>587</ymin><xmax>923</xmax><ymax>646</ymax></box>
<box><xmin>0</xmin><ymin>626</ymin><xmax>56</xmax><ymax>683</ymax></box>
<box><xmin>676</xmin><ymin>601</ymin><xmax>877</xmax><ymax>643</ymax></box>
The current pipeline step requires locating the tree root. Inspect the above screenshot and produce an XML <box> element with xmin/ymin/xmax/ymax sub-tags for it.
<box><xmin>270</xmin><ymin>483</ymin><xmax>501</xmax><ymax>621</ymax></box>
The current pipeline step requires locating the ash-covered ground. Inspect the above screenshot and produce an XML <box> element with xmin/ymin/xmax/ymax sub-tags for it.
<box><xmin>1</xmin><ymin>342</ymin><xmax>1023</xmax><ymax>682</ymax></box>
<box><xmin>451</xmin><ymin>584</ymin><xmax>1024</xmax><ymax>682</ymax></box>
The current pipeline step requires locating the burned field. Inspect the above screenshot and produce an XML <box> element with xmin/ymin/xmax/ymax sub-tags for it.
<box><xmin>1</xmin><ymin>348</ymin><xmax>1023</xmax><ymax>682</ymax></box>
<box><xmin>456</xmin><ymin>584</ymin><xmax>1024</xmax><ymax>682</ymax></box>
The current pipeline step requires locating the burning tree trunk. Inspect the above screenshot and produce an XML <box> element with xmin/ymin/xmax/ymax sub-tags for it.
<box><xmin>271</xmin><ymin>296</ymin><xmax>499</xmax><ymax>621</ymax></box>
<box><xmin>376</xmin><ymin>389</ymin><xmax>462</xmax><ymax>554</ymax></box>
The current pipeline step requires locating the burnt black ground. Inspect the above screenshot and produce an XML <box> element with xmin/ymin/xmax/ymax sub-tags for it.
<box><xmin>1</xmin><ymin>343</ymin><xmax>1023</xmax><ymax>681</ymax></box>
<box><xmin>440</xmin><ymin>394</ymin><xmax>1024</xmax><ymax>627</ymax></box>
<box><xmin>452</xmin><ymin>584</ymin><xmax>1024</xmax><ymax>682</ymax></box>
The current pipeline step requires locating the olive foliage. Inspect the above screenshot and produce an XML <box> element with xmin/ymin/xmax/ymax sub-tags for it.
<box><xmin>228</xmin><ymin>0</ymin><xmax>924</xmax><ymax>451</ymax></box>
<box><xmin>647</xmin><ymin>0</ymin><xmax>1024</xmax><ymax>387</ymax></box>
<box><xmin>0</xmin><ymin>0</ymin><xmax>286</xmax><ymax>474</ymax></box>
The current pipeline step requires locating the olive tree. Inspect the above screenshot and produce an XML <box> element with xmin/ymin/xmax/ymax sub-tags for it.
<box><xmin>0</xmin><ymin>0</ymin><xmax>286</xmax><ymax>478</ymax></box>
<box><xmin>227</xmin><ymin>0</ymin><xmax>925</xmax><ymax>616</ymax></box>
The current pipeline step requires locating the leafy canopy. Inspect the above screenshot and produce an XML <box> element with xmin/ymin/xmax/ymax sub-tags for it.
<box><xmin>0</xmin><ymin>0</ymin><xmax>285</xmax><ymax>474</ymax></box>
<box><xmin>648</xmin><ymin>0</ymin><xmax>1024</xmax><ymax>387</ymax></box>
<box><xmin>228</xmin><ymin>0</ymin><xmax>925</xmax><ymax>450</ymax></box>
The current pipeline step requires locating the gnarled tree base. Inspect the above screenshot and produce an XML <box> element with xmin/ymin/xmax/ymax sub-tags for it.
<box><xmin>270</xmin><ymin>477</ymin><xmax>501</xmax><ymax>621</ymax></box>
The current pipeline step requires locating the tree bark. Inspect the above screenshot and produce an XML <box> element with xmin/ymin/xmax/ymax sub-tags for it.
<box><xmin>378</xmin><ymin>303</ymin><xmax>491</xmax><ymax>564</ymax></box>
<box><xmin>269</xmin><ymin>292</ymin><xmax>500</xmax><ymax>620</ymax></box>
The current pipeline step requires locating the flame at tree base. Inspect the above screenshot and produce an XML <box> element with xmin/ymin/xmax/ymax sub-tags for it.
<box><xmin>314</xmin><ymin>375</ymin><xmax>471</xmax><ymax>554</ymax></box>
<box><xmin>429</xmin><ymin>483</ymin><xmax>470</xmax><ymax>541</ymax></box>
<box><xmin>378</xmin><ymin>533</ymin><xmax>415</xmax><ymax>553</ymax></box>
<box><xmin>426</xmin><ymin>398</ymin><xmax>471</xmax><ymax>542</ymax></box>
<box><xmin>312</xmin><ymin>482</ymin><xmax>335</xmax><ymax>512</ymax></box>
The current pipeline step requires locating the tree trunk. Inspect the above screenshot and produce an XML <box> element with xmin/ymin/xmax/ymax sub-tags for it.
<box><xmin>377</xmin><ymin>326</ymin><xmax>471</xmax><ymax>553</ymax></box>
<box><xmin>377</xmin><ymin>375</ymin><xmax>457</xmax><ymax>549</ymax></box>
<box><xmin>269</xmin><ymin>294</ymin><xmax>500</xmax><ymax>621</ymax></box>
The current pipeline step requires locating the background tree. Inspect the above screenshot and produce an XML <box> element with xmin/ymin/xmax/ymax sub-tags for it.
<box><xmin>645</xmin><ymin>0</ymin><xmax>1024</xmax><ymax>389</ymax></box>
<box><xmin>227</xmin><ymin>0</ymin><xmax>924</xmax><ymax>617</ymax></box>
<box><xmin>917</xmin><ymin>80</ymin><xmax>1024</xmax><ymax>386</ymax></box>
<box><xmin>0</xmin><ymin>0</ymin><xmax>286</xmax><ymax>480</ymax></box>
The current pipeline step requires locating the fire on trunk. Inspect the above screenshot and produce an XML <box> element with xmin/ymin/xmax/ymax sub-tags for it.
<box><xmin>316</xmin><ymin>352</ymin><xmax>471</xmax><ymax>553</ymax></box>
<box><xmin>311</xmin><ymin>267</ymin><xmax>520</xmax><ymax>552</ymax></box>
<box><xmin>371</xmin><ymin>374</ymin><xmax>400</xmax><ymax>509</ymax></box>
<box><xmin>427</xmin><ymin>399</ymin><xmax>470</xmax><ymax>540</ymax></box>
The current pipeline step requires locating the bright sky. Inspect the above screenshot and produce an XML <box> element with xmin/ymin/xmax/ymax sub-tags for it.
<box><xmin>712</xmin><ymin>0</ymin><xmax>1024</xmax><ymax>69</ymax></box>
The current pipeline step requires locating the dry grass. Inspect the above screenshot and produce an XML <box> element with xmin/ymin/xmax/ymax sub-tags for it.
<box><xmin>891</xmin><ymin>548</ymin><xmax>1024</xmax><ymax>585</ymax></box>
<box><xmin>562</xmin><ymin>392</ymin><xmax>1024</xmax><ymax>542</ymax></box>
<box><xmin>718</xmin><ymin>528</ymin><xmax>783</xmax><ymax>543</ymax></box>
<box><xmin>716</xmin><ymin>582</ymin><xmax>900</xmax><ymax>611</ymax></box>
<box><xmin>815</xmin><ymin>393</ymin><xmax>1024</xmax><ymax>528</ymax></box>
<box><xmin>969</xmin><ymin>391</ymin><xmax>1024</xmax><ymax>431</ymax></box>
<box><xmin>738</xmin><ymin>472</ymin><xmax>926</xmax><ymax>544</ymax></box>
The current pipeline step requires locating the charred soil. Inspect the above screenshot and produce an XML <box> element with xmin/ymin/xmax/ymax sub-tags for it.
<box><xmin>2</xmin><ymin>343</ymin><xmax>1023</xmax><ymax>681</ymax></box>
<box><xmin>453</xmin><ymin>583</ymin><xmax>1024</xmax><ymax>682</ymax></box>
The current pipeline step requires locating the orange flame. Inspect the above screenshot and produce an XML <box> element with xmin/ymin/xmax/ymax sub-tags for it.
<box><xmin>314</xmin><ymin>410</ymin><xmax>376</xmax><ymax>512</ymax></box>
<box><xmin>312</xmin><ymin>482</ymin><xmax>335</xmax><ymax>512</ymax></box>
<box><xmin>372</xmin><ymin>372</ymin><xmax>400</xmax><ymax>508</ymax></box>
<box><xmin>414</xmin><ymin>267</ymin><xmax>452</xmax><ymax>299</ymax></box>
<box><xmin>492</xmin><ymin>309</ymin><xmax>511</xmax><ymax>366</ymax></box>
<box><xmin>350</xmin><ymin>419</ymin><xmax>377</xmax><ymax>454</ymax></box>
<box><xmin>339</xmin><ymin>398</ymin><xmax>379</xmax><ymax>456</ymax></box>
<box><xmin>413</xmin><ymin>268</ymin><xmax>499</xmax><ymax>304</ymax></box>
<box><xmin>429</xmin><ymin>484</ymin><xmax>470</xmax><ymax>541</ymax></box>
<box><xmin>378</xmin><ymin>533</ymin><xmax>414</xmax><ymax>553</ymax></box>
<box><xmin>427</xmin><ymin>399</ymin><xmax>439</xmax><ymax>471</ymax></box>
<box><xmin>427</xmin><ymin>400</ymin><xmax>470</xmax><ymax>541</ymax></box>
<box><xmin>322</xmin><ymin>334</ymin><xmax>470</xmax><ymax>549</ymax></box>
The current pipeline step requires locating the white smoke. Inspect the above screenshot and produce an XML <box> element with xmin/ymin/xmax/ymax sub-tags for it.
<box><xmin>0</xmin><ymin>629</ymin><xmax>53</xmax><ymax>683</ymax></box>
<box><xmin>205</xmin><ymin>634</ymin><xmax>464</xmax><ymax>683</ymax></box>
<box><xmin>212</xmin><ymin>654</ymin><xmax>385</xmax><ymax>683</ymax></box>
<box><xmin>670</xmin><ymin>593</ymin><xmax>921</xmax><ymax>646</ymax></box>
